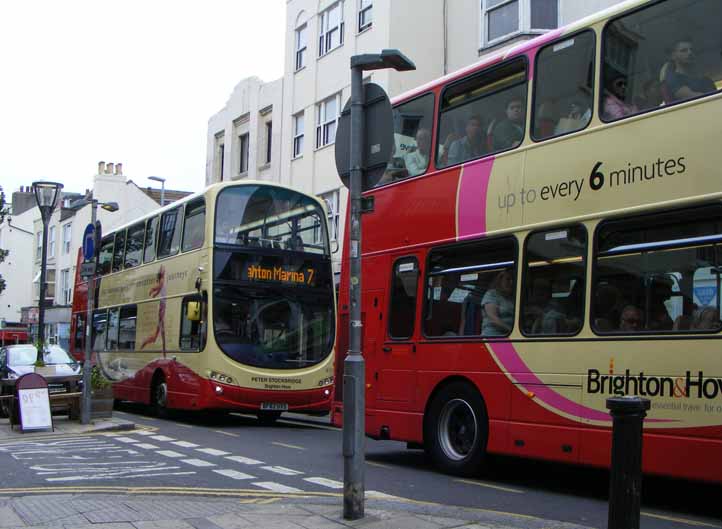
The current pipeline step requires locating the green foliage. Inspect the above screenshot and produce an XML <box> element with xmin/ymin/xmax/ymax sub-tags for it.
<box><xmin>91</xmin><ymin>365</ymin><xmax>112</xmax><ymax>390</ymax></box>
<box><xmin>33</xmin><ymin>340</ymin><xmax>45</xmax><ymax>367</ymax></box>
<box><xmin>0</xmin><ymin>186</ymin><xmax>7</xmax><ymax>295</ymax></box>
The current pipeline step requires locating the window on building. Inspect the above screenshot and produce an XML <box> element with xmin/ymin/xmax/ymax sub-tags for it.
<box><xmin>61</xmin><ymin>268</ymin><xmax>72</xmax><ymax>305</ymax></box>
<box><xmin>36</xmin><ymin>232</ymin><xmax>41</xmax><ymax>260</ymax></box>
<box><xmin>424</xmin><ymin>237</ymin><xmax>517</xmax><ymax>337</ymax></box>
<box><xmin>593</xmin><ymin>205</ymin><xmax>722</xmax><ymax>334</ymax></box>
<box><xmin>521</xmin><ymin>226</ymin><xmax>586</xmax><ymax>336</ymax></box>
<box><xmin>437</xmin><ymin>58</ymin><xmax>527</xmax><ymax>168</ymax></box>
<box><xmin>601</xmin><ymin>0</ymin><xmax>722</xmax><ymax>123</ymax></box>
<box><xmin>373</xmin><ymin>93</ymin><xmax>435</xmax><ymax>189</ymax></box>
<box><xmin>124</xmin><ymin>222</ymin><xmax>145</xmax><ymax>269</ymax></box>
<box><xmin>389</xmin><ymin>257</ymin><xmax>419</xmax><ymax>339</ymax></box>
<box><xmin>62</xmin><ymin>223</ymin><xmax>72</xmax><ymax>255</ymax></box>
<box><xmin>239</xmin><ymin>133</ymin><xmax>250</xmax><ymax>174</ymax></box>
<box><xmin>215</xmin><ymin>132</ymin><xmax>225</xmax><ymax>181</ymax></box>
<box><xmin>359</xmin><ymin>0</ymin><xmax>372</xmax><ymax>31</ymax></box>
<box><xmin>112</xmin><ymin>229</ymin><xmax>126</xmax><ymax>273</ymax></box>
<box><xmin>319</xmin><ymin>1</ymin><xmax>344</xmax><ymax>57</ymax></box>
<box><xmin>92</xmin><ymin>310</ymin><xmax>107</xmax><ymax>351</ymax></box>
<box><xmin>157</xmin><ymin>207</ymin><xmax>182</xmax><ymax>259</ymax></box>
<box><xmin>118</xmin><ymin>305</ymin><xmax>137</xmax><ymax>350</ymax></box>
<box><xmin>265</xmin><ymin>122</ymin><xmax>273</xmax><ymax>165</ymax></box>
<box><xmin>45</xmin><ymin>268</ymin><xmax>55</xmax><ymax>300</ymax></box>
<box><xmin>48</xmin><ymin>226</ymin><xmax>56</xmax><ymax>258</ymax></box>
<box><xmin>319</xmin><ymin>190</ymin><xmax>340</xmax><ymax>242</ymax></box>
<box><xmin>481</xmin><ymin>0</ymin><xmax>558</xmax><ymax>47</ymax></box>
<box><xmin>532</xmin><ymin>31</ymin><xmax>595</xmax><ymax>141</ymax></box>
<box><xmin>316</xmin><ymin>94</ymin><xmax>341</xmax><ymax>148</ymax></box>
<box><xmin>295</xmin><ymin>23</ymin><xmax>308</xmax><ymax>70</ymax></box>
<box><xmin>293</xmin><ymin>112</ymin><xmax>305</xmax><ymax>158</ymax></box>
<box><xmin>182</xmin><ymin>199</ymin><xmax>205</xmax><ymax>252</ymax></box>
<box><xmin>97</xmin><ymin>235</ymin><xmax>114</xmax><ymax>275</ymax></box>
<box><xmin>144</xmin><ymin>217</ymin><xmax>159</xmax><ymax>263</ymax></box>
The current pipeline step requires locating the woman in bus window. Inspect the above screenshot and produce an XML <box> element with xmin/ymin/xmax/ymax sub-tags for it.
<box><xmin>481</xmin><ymin>270</ymin><xmax>515</xmax><ymax>336</ymax></box>
<box><xmin>602</xmin><ymin>71</ymin><xmax>638</xmax><ymax>120</ymax></box>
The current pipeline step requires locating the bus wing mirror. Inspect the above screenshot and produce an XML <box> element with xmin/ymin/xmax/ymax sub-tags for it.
<box><xmin>186</xmin><ymin>301</ymin><xmax>202</xmax><ymax>322</ymax></box>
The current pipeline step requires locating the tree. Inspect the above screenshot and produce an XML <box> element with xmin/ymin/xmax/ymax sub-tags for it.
<box><xmin>0</xmin><ymin>186</ymin><xmax>8</xmax><ymax>294</ymax></box>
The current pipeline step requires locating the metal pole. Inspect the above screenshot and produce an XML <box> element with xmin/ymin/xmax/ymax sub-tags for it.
<box><xmin>343</xmin><ymin>65</ymin><xmax>366</xmax><ymax>521</ymax></box>
<box><xmin>160</xmin><ymin>182</ymin><xmax>165</xmax><ymax>207</ymax></box>
<box><xmin>81</xmin><ymin>202</ymin><xmax>96</xmax><ymax>424</ymax></box>
<box><xmin>36</xmin><ymin>219</ymin><xmax>49</xmax><ymax>364</ymax></box>
<box><xmin>606</xmin><ymin>396</ymin><xmax>650</xmax><ymax>529</ymax></box>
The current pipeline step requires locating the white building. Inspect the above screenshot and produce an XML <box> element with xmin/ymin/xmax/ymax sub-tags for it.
<box><xmin>0</xmin><ymin>162</ymin><xmax>182</xmax><ymax>349</ymax></box>
<box><xmin>207</xmin><ymin>0</ymin><xmax>626</xmax><ymax>280</ymax></box>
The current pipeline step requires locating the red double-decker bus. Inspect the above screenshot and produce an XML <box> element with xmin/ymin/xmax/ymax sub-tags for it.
<box><xmin>333</xmin><ymin>0</ymin><xmax>722</xmax><ymax>482</ymax></box>
<box><xmin>0</xmin><ymin>322</ymin><xmax>30</xmax><ymax>346</ymax></box>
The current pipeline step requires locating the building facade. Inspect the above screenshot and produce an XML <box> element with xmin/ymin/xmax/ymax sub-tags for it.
<box><xmin>207</xmin><ymin>0</ymin><xmax>626</xmax><ymax>280</ymax></box>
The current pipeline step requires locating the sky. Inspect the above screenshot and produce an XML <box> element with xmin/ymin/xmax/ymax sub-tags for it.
<box><xmin>0</xmin><ymin>0</ymin><xmax>286</xmax><ymax>197</ymax></box>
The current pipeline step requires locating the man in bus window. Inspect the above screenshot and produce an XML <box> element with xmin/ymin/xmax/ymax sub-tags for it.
<box><xmin>404</xmin><ymin>128</ymin><xmax>431</xmax><ymax>177</ymax></box>
<box><xmin>662</xmin><ymin>39</ymin><xmax>717</xmax><ymax>103</ymax></box>
<box><xmin>448</xmin><ymin>115</ymin><xmax>484</xmax><ymax>165</ymax></box>
<box><xmin>619</xmin><ymin>305</ymin><xmax>643</xmax><ymax>332</ymax></box>
<box><xmin>492</xmin><ymin>97</ymin><xmax>525</xmax><ymax>151</ymax></box>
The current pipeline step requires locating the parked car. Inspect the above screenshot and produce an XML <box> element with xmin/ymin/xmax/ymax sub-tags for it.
<box><xmin>0</xmin><ymin>344</ymin><xmax>82</xmax><ymax>417</ymax></box>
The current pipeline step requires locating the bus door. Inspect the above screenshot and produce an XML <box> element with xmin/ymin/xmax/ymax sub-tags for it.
<box><xmin>377</xmin><ymin>256</ymin><xmax>421</xmax><ymax>408</ymax></box>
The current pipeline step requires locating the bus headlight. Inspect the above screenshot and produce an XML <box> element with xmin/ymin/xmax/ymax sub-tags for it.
<box><xmin>214</xmin><ymin>385</ymin><xmax>224</xmax><ymax>395</ymax></box>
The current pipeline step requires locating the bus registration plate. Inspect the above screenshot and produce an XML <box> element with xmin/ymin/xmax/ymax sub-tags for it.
<box><xmin>261</xmin><ymin>402</ymin><xmax>288</xmax><ymax>411</ymax></box>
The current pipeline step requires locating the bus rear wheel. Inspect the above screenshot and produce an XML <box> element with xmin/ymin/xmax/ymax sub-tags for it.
<box><xmin>152</xmin><ymin>375</ymin><xmax>169</xmax><ymax>418</ymax></box>
<box><xmin>424</xmin><ymin>381</ymin><xmax>488</xmax><ymax>476</ymax></box>
<box><xmin>256</xmin><ymin>410</ymin><xmax>282</xmax><ymax>425</ymax></box>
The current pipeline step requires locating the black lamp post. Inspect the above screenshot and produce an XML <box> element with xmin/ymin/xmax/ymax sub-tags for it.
<box><xmin>32</xmin><ymin>181</ymin><xmax>64</xmax><ymax>364</ymax></box>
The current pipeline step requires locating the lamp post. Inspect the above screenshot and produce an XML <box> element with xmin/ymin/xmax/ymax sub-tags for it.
<box><xmin>70</xmin><ymin>196</ymin><xmax>119</xmax><ymax>424</ymax></box>
<box><xmin>148</xmin><ymin>176</ymin><xmax>166</xmax><ymax>206</ymax></box>
<box><xmin>32</xmin><ymin>181</ymin><xmax>64</xmax><ymax>365</ymax></box>
<box><xmin>343</xmin><ymin>50</ymin><xmax>415</xmax><ymax>520</ymax></box>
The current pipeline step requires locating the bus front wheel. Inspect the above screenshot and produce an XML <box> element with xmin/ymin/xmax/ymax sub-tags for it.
<box><xmin>152</xmin><ymin>375</ymin><xmax>169</xmax><ymax>418</ymax></box>
<box><xmin>424</xmin><ymin>381</ymin><xmax>488</xmax><ymax>476</ymax></box>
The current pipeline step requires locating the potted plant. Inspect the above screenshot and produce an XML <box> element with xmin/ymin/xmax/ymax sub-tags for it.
<box><xmin>90</xmin><ymin>365</ymin><xmax>114</xmax><ymax>419</ymax></box>
<box><xmin>33</xmin><ymin>342</ymin><xmax>56</xmax><ymax>377</ymax></box>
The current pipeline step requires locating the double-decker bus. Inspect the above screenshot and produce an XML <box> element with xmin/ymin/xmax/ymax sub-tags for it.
<box><xmin>0</xmin><ymin>322</ymin><xmax>30</xmax><ymax>346</ymax></box>
<box><xmin>333</xmin><ymin>0</ymin><xmax>722</xmax><ymax>482</ymax></box>
<box><xmin>70</xmin><ymin>181</ymin><xmax>336</xmax><ymax>422</ymax></box>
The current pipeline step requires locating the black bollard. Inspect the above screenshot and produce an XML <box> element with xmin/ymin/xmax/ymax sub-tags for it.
<box><xmin>606</xmin><ymin>396</ymin><xmax>651</xmax><ymax>529</ymax></box>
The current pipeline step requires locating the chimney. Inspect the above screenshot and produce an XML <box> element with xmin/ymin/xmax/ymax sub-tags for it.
<box><xmin>98</xmin><ymin>161</ymin><xmax>105</xmax><ymax>174</ymax></box>
<box><xmin>106</xmin><ymin>162</ymin><xmax>114</xmax><ymax>174</ymax></box>
<box><xmin>115</xmin><ymin>162</ymin><xmax>123</xmax><ymax>175</ymax></box>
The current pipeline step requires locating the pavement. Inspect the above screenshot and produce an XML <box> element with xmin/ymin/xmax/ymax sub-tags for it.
<box><xmin>0</xmin><ymin>492</ymin><xmax>594</xmax><ymax>529</ymax></box>
<box><xmin>0</xmin><ymin>415</ymin><xmax>135</xmax><ymax>440</ymax></box>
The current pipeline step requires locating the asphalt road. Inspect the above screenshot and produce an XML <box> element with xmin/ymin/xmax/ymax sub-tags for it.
<box><xmin>0</xmin><ymin>406</ymin><xmax>720</xmax><ymax>529</ymax></box>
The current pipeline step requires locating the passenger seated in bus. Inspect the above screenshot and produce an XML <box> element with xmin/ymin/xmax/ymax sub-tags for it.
<box><xmin>533</xmin><ymin>98</ymin><xmax>559</xmax><ymax>139</ymax></box>
<box><xmin>661</xmin><ymin>39</ymin><xmax>717</xmax><ymax>103</ymax></box>
<box><xmin>377</xmin><ymin>142</ymin><xmax>409</xmax><ymax>185</ymax></box>
<box><xmin>602</xmin><ymin>72</ymin><xmax>638</xmax><ymax>120</ymax></box>
<box><xmin>646</xmin><ymin>277</ymin><xmax>674</xmax><ymax>331</ymax></box>
<box><xmin>404</xmin><ymin>128</ymin><xmax>431</xmax><ymax>177</ymax></box>
<box><xmin>619</xmin><ymin>305</ymin><xmax>643</xmax><ymax>332</ymax></box>
<box><xmin>635</xmin><ymin>79</ymin><xmax>664</xmax><ymax>111</ymax></box>
<box><xmin>447</xmin><ymin>115</ymin><xmax>485</xmax><ymax>165</ymax></box>
<box><xmin>693</xmin><ymin>307</ymin><xmax>721</xmax><ymax>331</ymax></box>
<box><xmin>523</xmin><ymin>278</ymin><xmax>551</xmax><ymax>334</ymax></box>
<box><xmin>555</xmin><ymin>96</ymin><xmax>591</xmax><ymax>135</ymax></box>
<box><xmin>491</xmin><ymin>97</ymin><xmax>524</xmax><ymax>151</ymax></box>
<box><xmin>593</xmin><ymin>284</ymin><xmax>621</xmax><ymax>332</ymax></box>
<box><xmin>481</xmin><ymin>270</ymin><xmax>515</xmax><ymax>336</ymax></box>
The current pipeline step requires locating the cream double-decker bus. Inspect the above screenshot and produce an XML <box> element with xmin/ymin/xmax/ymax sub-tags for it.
<box><xmin>71</xmin><ymin>181</ymin><xmax>336</xmax><ymax>422</ymax></box>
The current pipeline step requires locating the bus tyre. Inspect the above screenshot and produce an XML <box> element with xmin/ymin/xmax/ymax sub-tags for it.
<box><xmin>0</xmin><ymin>395</ymin><xmax>9</xmax><ymax>419</ymax></box>
<box><xmin>256</xmin><ymin>410</ymin><xmax>282</xmax><ymax>425</ymax></box>
<box><xmin>152</xmin><ymin>375</ymin><xmax>170</xmax><ymax>419</ymax></box>
<box><xmin>424</xmin><ymin>382</ymin><xmax>488</xmax><ymax>477</ymax></box>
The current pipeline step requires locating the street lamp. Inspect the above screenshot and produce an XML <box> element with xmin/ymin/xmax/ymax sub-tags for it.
<box><xmin>148</xmin><ymin>176</ymin><xmax>166</xmax><ymax>206</ymax></box>
<box><xmin>343</xmin><ymin>50</ymin><xmax>415</xmax><ymax>521</ymax></box>
<box><xmin>68</xmin><ymin>195</ymin><xmax>119</xmax><ymax>424</ymax></box>
<box><xmin>32</xmin><ymin>181</ymin><xmax>64</xmax><ymax>365</ymax></box>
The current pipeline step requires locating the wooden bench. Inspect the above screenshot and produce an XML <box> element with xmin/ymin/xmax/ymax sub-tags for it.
<box><xmin>1</xmin><ymin>391</ymin><xmax>82</xmax><ymax>422</ymax></box>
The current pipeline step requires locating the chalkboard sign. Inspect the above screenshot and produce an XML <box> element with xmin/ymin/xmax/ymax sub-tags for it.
<box><xmin>15</xmin><ymin>373</ymin><xmax>53</xmax><ymax>432</ymax></box>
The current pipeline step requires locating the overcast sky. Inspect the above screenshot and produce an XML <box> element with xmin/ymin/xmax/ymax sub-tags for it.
<box><xmin>0</xmin><ymin>0</ymin><xmax>286</xmax><ymax>198</ymax></box>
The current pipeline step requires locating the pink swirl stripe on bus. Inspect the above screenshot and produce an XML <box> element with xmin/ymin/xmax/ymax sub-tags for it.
<box><xmin>490</xmin><ymin>341</ymin><xmax>674</xmax><ymax>424</ymax></box>
<box><xmin>457</xmin><ymin>158</ymin><xmax>495</xmax><ymax>240</ymax></box>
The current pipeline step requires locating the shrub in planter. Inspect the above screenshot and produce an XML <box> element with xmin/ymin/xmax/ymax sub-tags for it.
<box><xmin>90</xmin><ymin>365</ymin><xmax>114</xmax><ymax>418</ymax></box>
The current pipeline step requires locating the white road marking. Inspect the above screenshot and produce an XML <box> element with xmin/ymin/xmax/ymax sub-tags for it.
<box><xmin>303</xmin><ymin>477</ymin><xmax>343</xmax><ymax>489</ymax></box>
<box><xmin>134</xmin><ymin>431</ymin><xmax>156</xmax><ymax>436</ymax></box>
<box><xmin>156</xmin><ymin>450</ymin><xmax>184</xmax><ymax>458</ymax></box>
<box><xmin>367</xmin><ymin>491</ymin><xmax>398</xmax><ymax>499</ymax></box>
<box><xmin>455</xmin><ymin>479</ymin><xmax>525</xmax><ymax>494</ymax></box>
<box><xmin>150</xmin><ymin>435</ymin><xmax>176</xmax><ymax>442</ymax></box>
<box><xmin>134</xmin><ymin>443</ymin><xmax>159</xmax><ymax>450</ymax></box>
<box><xmin>272</xmin><ymin>442</ymin><xmax>305</xmax><ymax>450</ymax></box>
<box><xmin>261</xmin><ymin>465</ymin><xmax>303</xmax><ymax>476</ymax></box>
<box><xmin>113</xmin><ymin>437</ymin><xmax>139</xmax><ymax>443</ymax></box>
<box><xmin>47</xmin><ymin>470</ymin><xmax>196</xmax><ymax>482</ymax></box>
<box><xmin>181</xmin><ymin>458</ymin><xmax>216</xmax><ymax>467</ymax></box>
<box><xmin>214</xmin><ymin>430</ymin><xmax>240</xmax><ymax>437</ymax></box>
<box><xmin>213</xmin><ymin>469</ymin><xmax>255</xmax><ymax>480</ymax></box>
<box><xmin>196</xmin><ymin>448</ymin><xmax>230</xmax><ymax>456</ymax></box>
<box><xmin>171</xmin><ymin>441</ymin><xmax>199</xmax><ymax>448</ymax></box>
<box><xmin>225</xmin><ymin>455</ymin><xmax>263</xmax><ymax>465</ymax></box>
<box><xmin>253</xmin><ymin>482</ymin><xmax>302</xmax><ymax>493</ymax></box>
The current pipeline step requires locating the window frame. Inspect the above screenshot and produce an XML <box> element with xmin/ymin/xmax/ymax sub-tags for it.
<box><xmin>316</xmin><ymin>93</ymin><xmax>341</xmax><ymax>149</ymax></box>
<box><xmin>48</xmin><ymin>225</ymin><xmax>56</xmax><ymax>258</ymax></box>
<box><xmin>62</xmin><ymin>223</ymin><xmax>72</xmax><ymax>255</ymax></box>
<box><xmin>436</xmin><ymin>56</ymin><xmax>528</xmax><ymax>170</ymax></box>
<box><xmin>239</xmin><ymin>132</ymin><xmax>250</xmax><ymax>174</ymax></box>
<box><xmin>531</xmin><ymin>29</ymin><xmax>596</xmax><ymax>143</ymax></box>
<box><xmin>481</xmin><ymin>0</ymin><xmax>559</xmax><ymax>49</ymax></box>
<box><xmin>599</xmin><ymin>0</ymin><xmax>722</xmax><ymax>125</ymax></box>
<box><xmin>143</xmin><ymin>216</ymin><xmax>159</xmax><ymax>264</ymax></box>
<box><xmin>112</xmin><ymin>229</ymin><xmax>127</xmax><ymax>273</ymax></box>
<box><xmin>181</xmin><ymin>198</ymin><xmax>206</xmax><ymax>253</ymax></box>
<box><xmin>358</xmin><ymin>0</ymin><xmax>372</xmax><ymax>32</ymax></box>
<box><xmin>591</xmin><ymin>204</ymin><xmax>722</xmax><ymax>336</ymax></box>
<box><xmin>157</xmin><ymin>207</ymin><xmax>183</xmax><ymax>260</ymax></box>
<box><xmin>179</xmin><ymin>295</ymin><xmax>205</xmax><ymax>352</ymax></box>
<box><xmin>422</xmin><ymin>235</ymin><xmax>519</xmax><ymax>340</ymax></box>
<box><xmin>295</xmin><ymin>22</ymin><xmax>308</xmax><ymax>71</ymax></box>
<box><xmin>118</xmin><ymin>305</ymin><xmax>137</xmax><ymax>350</ymax></box>
<box><xmin>520</xmin><ymin>224</ymin><xmax>587</xmax><ymax>338</ymax></box>
<box><xmin>318</xmin><ymin>1</ymin><xmax>345</xmax><ymax>57</ymax></box>
<box><xmin>388</xmin><ymin>256</ymin><xmax>420</xmax><ymax>340</ymax></box>
<box><xmin>97</xmin><ymin>234</ymin><xmax>115</xmax><ymax>276</ymax></box>
<box><xmin>293</xmin><ymin>112</ymin><xmax>305</xmax><ymax>158</ymax></box>
<box><xmin>265</xmin><ymin>121</ymin><xmax>273</xmax><ymax>165</ymax></box>
<box><xmin>124</xmin><ymin>221</ymin><xmax>146</xmax><ymax>269</ymax></box>
<box><xmin>319</xmin><ymin>189</ymin><xmax>340</xmax><ymax>242</ymax></box>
